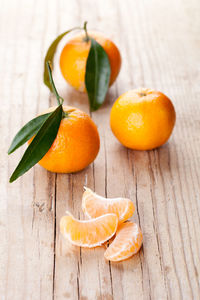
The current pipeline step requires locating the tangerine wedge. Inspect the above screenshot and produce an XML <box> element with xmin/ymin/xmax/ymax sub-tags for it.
<box><xmin>60</xmin><ymin>212</ymin><xmax>118</xmax><ymax>248</ymax></box>
<box><xmin>104</xmin><ymin>222</ymin><xmax>143</xmax><ymax>262</ymax></box>
<box><xmin>82</xmin><ymin>187</ymin><xmax>135</xmax><ymax>224</ymax></box>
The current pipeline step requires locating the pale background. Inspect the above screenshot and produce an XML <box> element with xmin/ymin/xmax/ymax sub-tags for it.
<box><xmin>0</xmin><ymin>0</ymin><xmax>200</xmax><ymax>299</ymax></box>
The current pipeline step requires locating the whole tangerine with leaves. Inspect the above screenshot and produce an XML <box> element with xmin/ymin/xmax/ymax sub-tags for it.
<box><xmin>43</xmin><ymin>22</ymin><xmax>121</xmax><ymax>111</ymax></box>
<box><xmin>29</xmin><ymin>105</ymin><xmax>100</xmax><ymax>173</ymax></box>
<box><xmin>110</xmin><ymin>88</ymin><xmax>176</xmax><ymax>150</ymax></box>
<box><xmin>60</xmin><ymin>30</ymin><xmax>121</xmax><ymax>92</ymax></box>
<box><xmin>8</xmin><ymin>62</ymin><xmax>100</xmax><ymax>182</ymax></box>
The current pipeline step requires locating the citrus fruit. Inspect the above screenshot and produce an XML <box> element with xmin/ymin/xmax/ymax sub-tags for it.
<box><xmin>60</xmin><ymin>212</ymin><xmax>118</xmax><ymax>248</ymax></box>
<box><xmin>110</xmin><ymin>88</ymin><xmax>176</xmax><ymax>150</ymax></box>
<box><xmin>60</xmin><ymin>31</ymin><xmax>121</xmax><ymax>92</ymax></box>
<box><xmin>104</xmin><ymin>222</ymin><xmax>143</xmax><ymax>262</ymax></box>
<box><xmin>29</xmin><ymin>105</ymin><xmax>100</xmax><ymax>173</ymax></box>
<box><xmin>82</xmin><ymin>187</ymin><xmax>135</xmax><ymax>224</ymax></box>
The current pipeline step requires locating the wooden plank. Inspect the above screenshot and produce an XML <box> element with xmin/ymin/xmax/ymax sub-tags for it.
<box><xmin>53</xmin><ymin>2</ymin><xmax>114</xmax><ymax>299</ymax></box>
<box><xmin>0</xmin><ymin>0</ymin><xmax>56</xmax><ymax>299</ymax></box>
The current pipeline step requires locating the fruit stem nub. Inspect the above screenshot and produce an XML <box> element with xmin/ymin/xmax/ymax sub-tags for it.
<box><xmin>139</xmin><ymin>93</ymin><xmax>147</xmax><ymax>97</ymax></box>
<box><xmin>83</xmin><ymin>21</ymin><xmax>90</xmax><ymax>42</ymax></box>
<box><xmin>46</xmin><ymin>61</ymin><xmax>64</xmax><ymax>106</ymax></box>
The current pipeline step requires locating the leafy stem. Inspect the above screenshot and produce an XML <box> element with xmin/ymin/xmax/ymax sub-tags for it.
<box><xmin>43</xmin><ymin>21</ymin><xmax>111</xmax><ymax>111</ymax></box>
<box><xmin>9</xmin><ymin>105</ymin><xmax>63</xmax><ymax>183</ymax></box>
<box><xmin>85</xmin><ymin>39</ymin><xmax>111</xmax><ymax>111</ymax></box>
<box><xmin>44</xmin><ymin>21</ymin><xmax>90</xmax><ymax>92</ymax></box>
<box><xmin>46</xmin><ymin>61</ymin><xmax>64</xmax><ymax>105</ymax></box>
<box><xmin>8</xmin><ymin>60</ymin><xmax>65</xmax><ymax>182</ymax></box>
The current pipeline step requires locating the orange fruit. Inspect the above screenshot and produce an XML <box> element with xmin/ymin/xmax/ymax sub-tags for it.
<box><xmin>110</xmin><ymin>88</ymin><xmax>176</xmax><ymax>150</ymax></box>
<box><xmin>60</xmin><ymin>31</ymin><xmax>121</xmax><ymax>92</ymax></box>
<box><xmin>29</xmin><ymin>105</ymin><xmax>100</xmax><ymax>173</ymax></box>
<box><xmin>60</xmin><ymin>212</ymin><xmax>118</xmax><ymax>248</ymax></box>
<box><xmin>82</xmin><ymin>187</ymin><xmax>135</xmax><ymax>224</ymax></box>
<box><xmin>104</xmin><ymin>222</ymin><xmax>143</xmax><ymax>262</ymax></box>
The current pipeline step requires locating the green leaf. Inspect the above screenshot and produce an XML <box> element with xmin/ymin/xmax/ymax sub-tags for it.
<box><xmin>85</xmin><ymin>38</ymin><xmax>111</xmax><ymax>111</ymax></box>
<box><xmin>9</xmin><ymin>105</ymin><xmax>63</xmax><ymax>183</ymax></box>
<box><xmin>8</xmin><ymin>113</ymin><xmax>51</xmax><ymax>154</ymax></box>
<box><xmin>44</xmin><ymin>28</ymin><xmax>79</xmax><ymax>91</ymax></box>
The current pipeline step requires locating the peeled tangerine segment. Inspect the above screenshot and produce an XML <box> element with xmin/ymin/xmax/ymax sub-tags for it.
<box><xmin>82</xmin><ymin>187</ymin><xmax>135</xmax><ymax>224</ymax></box>
<box><xmin>60</xmin><ymin>212</ymin><xmax>118</xmax><ymax>248</ymax></box>
<box><xmin>104</xmin><ymin>222</ymin><xmax>143</xmax><ymax>262</ymax></box>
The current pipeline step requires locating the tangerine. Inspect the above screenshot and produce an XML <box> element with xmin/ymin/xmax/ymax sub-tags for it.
<box><xmin>60</xmin><ymin>31</ymin><xmax>121</xmax><ymax>92</ymax></box>
<box><xmin>29</xmin><ymin>106</ymin><xmax>100</xmax><ymax>173</ymax></box>
<box><xmin>110</xmin><ymin>88</ymin><xmax>176</xmax><ymax>150</ymax></box>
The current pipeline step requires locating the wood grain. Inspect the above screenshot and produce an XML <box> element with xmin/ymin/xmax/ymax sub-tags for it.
<box><xmin>0</xmin><ymin>0</ymin><xmax>200</xmax><ymax>299</ymax></box>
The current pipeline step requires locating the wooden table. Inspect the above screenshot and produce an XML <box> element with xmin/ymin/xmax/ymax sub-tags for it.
<box><xmin>1</xmin><ymin>0</ymin><xmax>200</xmax><ymax>299</ymax></box>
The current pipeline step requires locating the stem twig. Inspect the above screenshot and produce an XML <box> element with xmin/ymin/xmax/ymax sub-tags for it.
<box><xmin>46</xmin><ymin>61</ymin><xmax>64</xmax><ymax>105</ymax></box>
<box><xmin>83</xmin><ymin>21</ymin><xmax>90</xmax><ymax>42</ymax></box>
